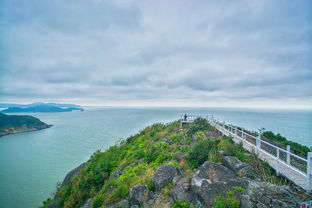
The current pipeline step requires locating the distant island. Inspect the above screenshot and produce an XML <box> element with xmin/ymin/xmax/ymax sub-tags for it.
<box><xmin>0</xmin><ymin>113</ymin><xmax>52</xmax><ymax>137</ymax></box>
<box><xmin>0</xmin><ymin>102</ymin><xmax>84</xmax><ymax>113</ymax></box>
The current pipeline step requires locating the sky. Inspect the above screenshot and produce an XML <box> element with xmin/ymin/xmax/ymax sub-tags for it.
<box><xmin>0</xmin><ymin>0</ymin><xmax>311</xmax><ymax>108</ymax></box>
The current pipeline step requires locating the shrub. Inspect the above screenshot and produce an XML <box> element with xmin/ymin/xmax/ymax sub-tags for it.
<box><xmin>92</xmin><ymin>193</ymin><xmax>103</xmax><ymax>208</ymax></box>
<box><xmin>208</xmin><ymin>151</ymin><xmax>221</xmax><ymax>163</ymax></box>
<box><xmin>187</xmin><ymin>118</ymin><xmax>211</xmax><ymax>135</ymax></box>
<box><xmin>172</xmin><ymin>201</ymin><xmax>191</xmax><ymax>208</ymax></box>
<box><xmin>181</xmin><ymin>146</ymin><xmax>188</xmax><ymax>153</ymax></box>
<box><xmin>218</xmin><ymin>138</ymin><xmax>236</xmax><ymax>156</ymax></box>
<box><xmin>186</xmin><ymin>139</ymin><xmax>219</xmax><ymax>168</ymax></box>
<box><xmin>212</xmin><ymin>195</ymin><xmax>239</xmax><ymax>208</ymax></box>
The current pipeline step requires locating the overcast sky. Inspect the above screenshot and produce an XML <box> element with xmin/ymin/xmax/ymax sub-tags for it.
<box><xmin>1</xmin><ymin>0</ymin><xmax>311</xmax><ymax>108</ymax></box>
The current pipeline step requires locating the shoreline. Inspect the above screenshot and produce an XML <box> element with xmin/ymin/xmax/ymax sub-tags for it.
<box><xmin>0</xmin><ymin>124</ymin><xmax>53</xmax><ymax>137</ymax></box>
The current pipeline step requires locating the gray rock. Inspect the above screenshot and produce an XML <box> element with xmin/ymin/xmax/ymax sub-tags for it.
<box><xmin>240</xmin><ymin>181</ymin><xmax>302</xmax><ymax>208</ymax></box>
<box><xmin>109</xmin><ymin>169</ymin><xmax>123</xmax><ymax>180</ymax></box>
<box><xmin>190</xmin><ymin>161</ymin><xmax>248</xmax><ymax>207</ymax></box>
<box><xmin>162</xmin><ymin>137</ymin><xmax>173</xmax><ymax>145</ymax></box>
<box><xmin>130</xmin><ymin>205</ymin><xmax>139</xmax><ymax>208</ymax></box>
<box><xmin>192</xmin><ymin>161</ymin><xmax>236</xmax><ymax>184</ymax></box>
<box><xmin>223</xmin><ymin>156</ymin><xmax>260</xmax><ymax>179</ymax></box>
<box><xmin>110</xmin><ymin>199</ymin><xmax>129</xmax><ymax>208</ymax></box>
<box><xmin>62</xmin><ymin>162</ymin><xmax>88</xmax><ymax>185</ymax></box>
<box><xmin>46</xmin><ymin>202</ymin><xmax>56</xmax><ymax>208</ymax></box>
<box><xmin>152</xmin><ymin>165</ymin><xmax>177</xmax><ymax>190</ymax></box>
<box><xmin>171</xmin><ymin>178</ymin><xmax>193</xmax><ymax>203</ymax></box>
<box><xmin>80</xmin><ymin>199</ymin><xmax>92</xmax><ymax>208</ymax></box>
<box><xmin>129</xmin><ymin>184</ymin><xmax>151</xmax><ymax>205</ymax></box>
<box><xmin>175</xmin><ymin>153</ymin><xmax>186</xmax><ymax>162</ymax></box>
<box><xmin>175</xmin><ymin>129</ymin><xmax>183</xmax><ymax>133</ymax></box>
<box><xmin>205</xmin><ymin>130</ymin><xmax>222</xmax><ymax>138</ymax></box>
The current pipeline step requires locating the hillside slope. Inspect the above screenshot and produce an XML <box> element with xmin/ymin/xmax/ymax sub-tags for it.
<box><xmin>0</xmin><ymin>113</ymin><xmax>51</xmax><ymax>137</ymax></box>
<box><xmin>42</xmin><ymin>119</ymin><xmax>311</xmax><ymax>208</ymax></box>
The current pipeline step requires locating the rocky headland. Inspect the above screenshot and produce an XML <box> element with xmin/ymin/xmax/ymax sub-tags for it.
<box><xmin>0</xmin><ymin>113</ymin><xmax>52</xmax><ymax>137</ymax></box>
<box><xmin>42</xmin><ymin>118</ymin><xmax>311</xmax><ymax>208</ymax></box>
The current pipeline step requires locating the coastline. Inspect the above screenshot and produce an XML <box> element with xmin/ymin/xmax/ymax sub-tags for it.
<box><xmin>0</xmin><ymin>124</ymin><xmax>53</xmax><ymax>137</ymax></box>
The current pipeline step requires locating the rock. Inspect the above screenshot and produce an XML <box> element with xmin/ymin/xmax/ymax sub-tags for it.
<box><xmin>62</xmin><ymin>162</ymin><xmax>88</xmax><ymax>185</ymax></box>
<box><xmin>190</xmin><ymin>161</ymin><xmax>248</xmax><ymax>207</ymax></box>
<box><xmin>80</xmin><ymin>199</ymin><xmax>92</xmax><ymax>208</ymax></box>
<box><xmin>129</xmin><ymin>185</ymin><xmax>151</xmax><ymax>205</ymax></box>
<box><xmin>146</xmin><ymin>193</ymin><xmax>173</xmax><ymax>208</ymax></box>
<box><xmin>110</xmin><ymin>199</ymin><xmax>129</xmax><ymax>208</ymax></box>
<box><xmin>193</xmin><ymin>161</ymin><xmax>236</xmax><ymax>183</ymax></box>
<box><xmin>46</xmin><ymin>202</ymin><xmax>56</xmax><ymax>208</ymax></box>
<box><xmin>162</xmin><ymin>137</ymin><xmax>173</xmax><ymax>145</ymax></box>
<box><xmin>223</xmin><ymin>156</ymin><xmax>259</xmax><ymax>179</ymax></box>
<box><xmin>205</xmin><ymin>130</ymin><xmax>222</xmax><ymax>138</ymax></box>
<box><xmin>171</xmin><ymin>178</ymin><xmax>193</xmax><ymax>203</ymax></box>
<box><xmin>152</xmin><ymin>165</ymin><xmax>177</xmax><ymax>190</ymax></box>
<box><xmin>175</xmin><ymin>129</ymin><xmax>183</xmax><ymax>133</ymax></box>
<box><xmin>175</xmin><ymin>153</ymin><xmax>186</xmax><ymax>162</ymax></box>
<box><xmin>240</xmin><ymin>181</ymin><xmax>302</xmax><ymax>208</ymax></box>
<box><xmin>130</xmin><ymin>205</ymin><xmax>139</xmax><ymax>208</ymax></box>
<box><xmin>109</xmin><ymin>169</ymin><xmax>123</xmax><ymax>180</ymax></box>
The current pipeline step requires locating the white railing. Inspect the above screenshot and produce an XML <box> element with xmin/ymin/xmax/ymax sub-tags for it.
<box><xmin>181</xmin><ymin>115</ymin><xmax>312</xmax><ymax>191</ymax></box>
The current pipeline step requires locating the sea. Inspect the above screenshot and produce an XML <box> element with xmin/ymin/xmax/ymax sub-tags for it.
<box><xmin>0</xmin><ymin>107</ymin><xmax>311</xmax><ymax>208</ymax></box>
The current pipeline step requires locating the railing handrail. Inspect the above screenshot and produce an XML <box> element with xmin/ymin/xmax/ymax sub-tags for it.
<box><xmin>181</xmin><ymin>114</ymin><xmax>311</xmax><ymax>191</ymax></box>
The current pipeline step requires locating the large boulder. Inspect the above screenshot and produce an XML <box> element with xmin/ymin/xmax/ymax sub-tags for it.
<box><xmin>223</xmin><ymin>156</ymin><xmax>259</xmax><ymax>179</ymax></box>
<box><xmin>240</xmin><ymin>181</ymin><xmax>304</xmax><ymax>208</ymax></box>
<box><xmin>152</xmin><ymin>165</ymin><xmax>177</xmax><ymax>190</ymax></box>
<box><xmin>109</xmin><ymin>199</ymin><xmax>130</xmax><ymax>208</ymax></box>
<box><xmin>62</xmin><ymin>162</ymin><xmax>88</xmax><ymax>185</ymax></box>
<box><xmin>171</xmin><ymin>178</ymin><xmax>193</xmax><ymax>203</ymax></box>
<box><xmin>190</xmin><ymin>161</ymin><xmax>248</xmax><ymax>207</ymax></box>
<box><xmin>129</xmin><ymin>184</ymin><xmax>151</xmax><ymax>206</ymax></box>
<box><xmin>193</xmin><ymin>161</ymin><xmax>236</xmax><ymax>183</ymax></box>
<box><xmin>205</xmin><ymin>130</ymin><xmax>222</xmax><ymax>138</ymax></box>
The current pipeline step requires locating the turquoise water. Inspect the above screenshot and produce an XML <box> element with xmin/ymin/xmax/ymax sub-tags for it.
<box><xmin>0</xmin><ymin>107</ymin><xmax>311</xmax><ymax>208</ymax></box>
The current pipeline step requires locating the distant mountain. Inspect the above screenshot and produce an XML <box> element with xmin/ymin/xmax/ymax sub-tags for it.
<box><xmin>1</xmin><ymin>105</ymin><xmax>84</xmax><ymax>113</ymax></box>
<box><xmin>0</xmin><ymin>103</ymin><xmax>84</xmax><ymax>113</ymax></box>
<box><xmin>0</xmin><ymin>113</ymin><xmax>52</xmax><ymax>137</ymax></box>
<box><xmin>0</xmin><ymin>102</ymin><xmax>81</xmax><ymax>108</ymax></box>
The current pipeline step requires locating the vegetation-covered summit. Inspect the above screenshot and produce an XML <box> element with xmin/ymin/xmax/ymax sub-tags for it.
<box><xmin>42</xmin><ymin>118</ymin><xmax>311</xmax><ymax>208</ymax></box>
<box><xmin>0</xmin><ymin>113</ymin><xmax>51</xmax><ymax>137</ymax></box>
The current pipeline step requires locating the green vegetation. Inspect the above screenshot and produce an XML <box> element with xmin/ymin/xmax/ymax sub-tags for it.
<box><xmin>212</xmin><ymin>186</ymin><xmax>245</xmax><ymax>208</ymax></box>
<box><xmin>262</xmin><ymin>131</ymin><xmax>310</xmax><ymax>157</ymax></box>
<box><xmin>0</xmin><ymin>113</ymin><xmax>50</xmax><ymax>136</ymax></box>
<box><xmin>41</xmin><ymin>117</ymin><xmax>304</xmax><ymax>208</ymax></box>
<box><xmin>172</xmin><ymin>201</ymin><xmax>191</xmax><ymax>208</ymax></box>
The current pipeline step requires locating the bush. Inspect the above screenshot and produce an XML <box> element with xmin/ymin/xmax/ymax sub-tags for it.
<box><xmin>172</xmin><ymin>201</ymin><xmax>191</xmax><ymax>208</ymax></box>
<box><xmin>187</xmin><ymin>118</ymin><xmax>211</xmax><ymax>135</ymax></box>
<box><xmin>92</xmin><ymin>193</ymin><xmax>103</xmax><ymax>208</ymax></box>
<box><xmin>186</xmin><ymin>139</ymin><xmax>219</xmax><ymax>168</ymax></box>
<box><xmin>212</xmin><ymin>195</ymin><xmax>239</xmax><ymax>208</ymax></box>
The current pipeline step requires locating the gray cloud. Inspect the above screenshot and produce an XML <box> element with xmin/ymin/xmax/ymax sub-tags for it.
<box><xmin>0</xmin><ymin>0</ymin><xmax>311</xmax><ymax>108</ymax></box>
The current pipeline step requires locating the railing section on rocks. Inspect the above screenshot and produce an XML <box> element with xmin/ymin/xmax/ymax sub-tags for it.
<box><xmin>180</xmin><ymin>115</ymin><xmax>312</xmax><ymax>192</ymax></box>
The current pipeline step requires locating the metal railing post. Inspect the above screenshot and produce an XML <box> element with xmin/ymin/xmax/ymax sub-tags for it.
<box><xmin>277</xmin><ymin>148</ymin><xmax>280</xmax><ymax>160</ymax></box>
<box><xmin>234</xmin><ymin>127</ymin><xmax>237</xmax><ymax>135</ymax></box>
<box><xmin>287</xmin><ymin>145</ymin><xmax>291</xmax><ymax>164</ymax></box>
<box><xmin>308</xmin><ymin>152</ymin><xmax>312</xmax><ymax>191</ymax></box>
<box><xmin>256</xmin><ymin>133</ymin><xmax>261</xmax><ymax>153</ymax></box>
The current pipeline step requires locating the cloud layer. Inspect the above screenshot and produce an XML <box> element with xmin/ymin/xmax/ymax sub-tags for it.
<box><xmin>1</xmin><ymin>0</ymin><xmax>311</xmax><ymax>108</ymax></box>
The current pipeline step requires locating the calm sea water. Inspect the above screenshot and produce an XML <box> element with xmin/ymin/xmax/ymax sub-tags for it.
<box><xmin>0</xmin><ymin>107</ymin><xmax>311</xmax><ymax>208</ymax></box>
